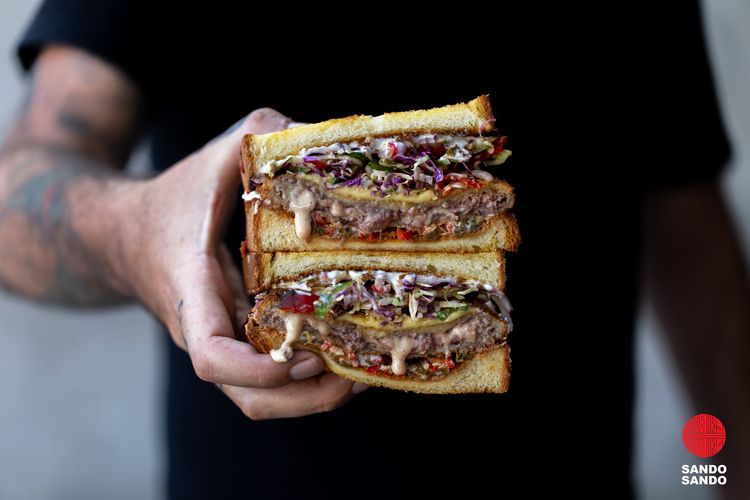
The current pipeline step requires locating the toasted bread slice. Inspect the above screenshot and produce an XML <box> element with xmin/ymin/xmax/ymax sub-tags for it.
<box><xmin>240</xmin><ymin>96</ymin><xmax>518</xmax><ymax>252</ymax></box>
<box><xmin>325</xmin><ymin>344</ymin><xmax>510</xmax><ymax>393</ymax></box>
<box><xmin>241</xmin><ymin>250</ymin><xmax>506</xmax><ymax>294</ymax></box>
<box><xmin>240</xmin><ymin>95</ymin><xmax>495</xmax><ymax>185</ymax></box>
<box><xmin>245</xmin><ymin>199</ymin><xmax>520</xmax><ymax>253</ymax></box>
<box><xmin>246</xmin><ymin>318</ymin><xmax>510</xmax><ymax>394</ymax></box>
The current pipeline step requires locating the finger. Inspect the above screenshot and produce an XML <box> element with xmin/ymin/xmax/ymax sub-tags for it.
<box><xmin>221</xmin><ymin>373</ymin><xmax>359</xmax><ymax>420</ymax></box>
<box><xmin>191</xmin><ymin>333</ymin><xmax>323</xmax><ymax>388</ymax></box>
<box><xmin>217</xmin><ymin>243</ymin><xmax>250</xmax><ymax>333</ymax></box>
<box><xmin>244</xmin><ymin>107</ymin><xmax>293</xmax><ymax>134</ymax></box>
<box><xmin>178</xmin><ymin>260</ymin><xmax>324</xmax><ymax>388</ymax></box>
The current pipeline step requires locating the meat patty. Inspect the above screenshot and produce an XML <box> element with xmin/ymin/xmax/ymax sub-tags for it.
<box><xmin>261</xmin><ymin>174</ymin><xmax>512</xmax><ymax>238</ymax></box>
<box><xmin>255</xmin><ymin>304</ymin><xmax>508</xmax><ymax>358</ymax></box>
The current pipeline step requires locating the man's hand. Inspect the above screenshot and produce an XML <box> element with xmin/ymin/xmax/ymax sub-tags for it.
<box><xmin>133</xmin><ymin>109</ymin><xmax>367</xmax><ymax>419</ymax></box>
<box><xmin>0</xmin><ymin>46</ymin><xmax>365</xmax><ymax>420</ymax></box>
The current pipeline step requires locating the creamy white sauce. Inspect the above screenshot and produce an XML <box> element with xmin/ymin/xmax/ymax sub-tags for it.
<box><xmin>372</xmin><ymin>138</ymin><xmax>406</xmax><ymax>159</ymax></box>
<box><xmin>260</xmin><ymin>156</ymin><xmax>294</xmax><ymax>177</ymax></box>
<box><xmin>242</xmin><ymin>191</ymin><xmax>261</xmax><ymax>202</ymax></box>
<box><xmin>270</xmin><ymin>311</ymin><xmax>330</xmax><ymax>363</ymax></box>
<box><xmin>435</xmin><ymin>320</ymin><xmax>478</xmax><ymax>356</ymax></box>
<box><xmin>289</xmin><ymin>188</ymin><xmax>315</xmax><ymax>241</ymax></box>
<box><xmin>330</xmin><ymin>200</ymin><xmax>344</xmax><ymax>217</ymax></box>
<box><xmin>451</xmin><ymin>321</ymin><xmax>477</xmax><ymax>342</ymax></box>
<box><xmin>242</xmin><ymin>191</ymin><xmax>261</xmax><ymax>215</ymax></box>
<box><xmin>384</xmin><ymin>335</ymin><xmax>415</xmax><ymax>376</ymax></box>
<box><xmin>258</xmin><ymin>135</ymin><xmax>504</xmax><ymax>176</ymax></box>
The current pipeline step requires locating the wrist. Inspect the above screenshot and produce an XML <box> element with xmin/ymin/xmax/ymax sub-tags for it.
<box><xmin>78</xmin><ymin>175</ymin><xmax>153</xmax><ymax>302</ymax></box>
<box><xmin>107</xmin><ymin>174</ymin><xmax>184</xmax><ymax>326</ymax></box>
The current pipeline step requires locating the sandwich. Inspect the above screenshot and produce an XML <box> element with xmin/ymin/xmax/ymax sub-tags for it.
<box><xmin>240</xmin><ymin>95</ymin><xmax>519</xmax><ymax>253</ymax></box>
<box><xmin>240</xmin><ymin>96</ymin><xmax>519</xmax><ymax>394</ymax></box>
<box><xmin>241</xmin><ymin>249</ymin><xmax>512</xmax><ymax>393</ymax></box>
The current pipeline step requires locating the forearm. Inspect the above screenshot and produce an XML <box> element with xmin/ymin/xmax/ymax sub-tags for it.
<box><xmin>644</xmin><ymin>184</ymin><xmax>750</xmax><ymax>495</ymax></box>
<box><xmin>0</xmin><ymin>144</ymin><xmax>143</xmax><ymax>306</ymax></box>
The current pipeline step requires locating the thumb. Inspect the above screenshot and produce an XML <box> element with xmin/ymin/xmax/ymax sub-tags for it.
<box><xmin>240</xmin><ymin>107</ymin><xmax>293</xmax><ymax>135</ymax></box>
<box><xmin>208</xmin><ymin>107</ymin><xmax>292</xmax><ymax>159</ymax></box>
<box><xmin>191</xmin><ymin>108</ymin><xmax>292</xmax><ymax>250</ymax></box>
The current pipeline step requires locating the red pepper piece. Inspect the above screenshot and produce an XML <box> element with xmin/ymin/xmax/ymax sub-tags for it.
<box><xmin>396</xmin><ymin>228</ymin><xmax>414</xmax><ymax>240</ymax></box>
<box><xmin>278</xmin><ymin>290</ymin><xmax>319</xmax><ymax>314</ymax></box>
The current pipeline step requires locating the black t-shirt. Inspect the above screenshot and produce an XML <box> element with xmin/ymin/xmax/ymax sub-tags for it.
<box><xmin>18</xmin><ymin>2</ymin><xmax>730</xmax><ymax>498</ymax></box>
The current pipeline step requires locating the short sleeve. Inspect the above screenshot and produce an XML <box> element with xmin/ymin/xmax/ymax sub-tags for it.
<box><xmin>16</xmin><ymin>0</ymin><xmax>163</xmax><ymax>104</ymax></box>
<box><xmin>641</xmin><ymin>2</ymin><xmax>731</xmax><ymax>192</ymax></box>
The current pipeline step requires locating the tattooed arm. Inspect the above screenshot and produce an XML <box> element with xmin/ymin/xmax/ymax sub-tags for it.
<box><xmin>0</xmin><ymin>45</ymin><xmax>142</xmax><ymax>306</ymax></box>
<box><xmin>0</xmin><ymin>45</ymin><xmax>362</xmax><ymax>417</ymax></box>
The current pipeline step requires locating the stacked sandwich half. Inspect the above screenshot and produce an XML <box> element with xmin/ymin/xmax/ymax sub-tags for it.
<box><xmin>239</xmin><ymin>96</ymin><xmax>519</xmax><ymax>393</ymax></box>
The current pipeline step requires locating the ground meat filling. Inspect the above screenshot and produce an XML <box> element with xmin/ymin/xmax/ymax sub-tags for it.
<box><xmin>255</xmin><ymin>304</ymin><xmax>508</xmax><ymax>381</ymax></box>
<box><xmin>262</xmin><ymin>175</ymin><xmax>513</xmax><ymax>240</ymax></box>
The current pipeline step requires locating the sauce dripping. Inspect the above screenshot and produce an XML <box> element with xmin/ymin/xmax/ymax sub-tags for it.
<box><xmin>289</xmin><ymin>188</ymin><xmax>315</xmax><ymax>241</ymax></box>
<box><xmin>385</xmin><ymin>335</ymin><xmax>415</xmax><ymax>376</ymax></box>
<box><xmin>270</xmin><ymin>311</ymin><xmax>330</xmax><ymax>363</ymax></box>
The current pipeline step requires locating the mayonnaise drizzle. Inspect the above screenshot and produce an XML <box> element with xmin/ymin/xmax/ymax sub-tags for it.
<box><xmin>330</xmin><ymin>200</ymin><xmax>344</xmax><ymax>217</ymax></box>
<box><xmin>242</xmin><ymin>191</ymin><xmax>261</xmax><ymax>202</ymax></box>
<box><xmin>242</xmin><ymin>191</ymin><xmax>261</xmax><ymax>215</ymax></box>
<box><xmin>270</xmin><ymin>311</ymin><xmax>330</xmax><ymax>363</ymax></box>
<box><xmin>436</xmin><ymin>321</ymin><xmax>478</xmax><ymax>356</ymax></box>
<box><xmin>384</xmin><ymin>335</ymin><xmax>415</xmax><ymax>376</ymax></box>
<box><xmin>289</xmin><ymin>188</ymin><xmax>315</xmax><ymax>241</ymax></box>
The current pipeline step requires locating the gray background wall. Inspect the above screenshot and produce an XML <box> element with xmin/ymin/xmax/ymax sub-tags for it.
<box><xmin>0</xmin><ymin>1</ymin><xmax>748</xmax><ymax>499</ymax></box>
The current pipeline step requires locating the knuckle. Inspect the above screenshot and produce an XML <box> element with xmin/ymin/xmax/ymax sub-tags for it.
<box><xmin>241</xmin><ymin>404</ymin><xmax>259</xmax><ymax>420</ymax></box>
<box><xmin>248</xmin><ymin>107</ymin><xmax>275</xmax><ymax>123</ymax></box>
<box><xmin>191</xmin><ymin>351</ymin><xmax>215</xmax><ymax>382</ymax></box>
<box><xmin>240</xmin><ymin>401</ymin><xmax>266</xmax><ymax>421</ymax></box>
<box><xmin>317</xmin><ymin>394</ymin><xmax>345</xmax><ymax>414</ymax></box>
<box><xmin>319</xmin><ymin>402</ymin><xmax>336</xmax><ymax>414</ymax></box>
<box><xmin>246</xmin><ymin>107</ymin><xmax>288</xmax><ymax>133</ymax></box>
<box><xmin>250</xmin><ymin>362</ymin><xmax>278</xmax><ymax>388</ymax></box>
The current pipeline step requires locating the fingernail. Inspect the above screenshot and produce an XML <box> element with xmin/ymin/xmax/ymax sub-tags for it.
<box><xmin>352</xmin><ymin>383</ymin><xmax>370</xmax><ymax>395</ymax></box>
<box><xmin>289</xmin><ymin>357</ymin><xmax>324</xmax><ymax>380</ymax></box>
<box><xmin>287</xmin><ymin>121</ymin><xmax>307</xmax><ymax>129</ymax></box>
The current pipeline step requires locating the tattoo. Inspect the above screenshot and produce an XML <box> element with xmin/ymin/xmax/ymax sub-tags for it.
<box><xmin>177</xmin><ymin>298</ymin><xmax>188</xmax><ymax>349</ymax></box>
<box><xmin>57</xmin><ymin>110</ymin><xmax>94</xmax><ymax>137</ymax></box>
<box><xmin>0</xmin><ymin>146</ymin><xmax>125</xmax><ymax>306</ymax></box>
<box><xmin>0</xmin><ymin>49</ymin><xmax>143</xmax><ymax>306</ymax></box>
<box><xmin>4</xmin><ymin>170</ymin><xmax>73</xmax><ymax>231</ymax></box>
<box><xmin>56</xmin><ymin>109</ymin><xmax>135</xmax><ymax>165</ymax></box>
<box><xmin>5</xmin><ymin>50</ymin><xmax>142</xmax><ymax>167</ymax></box>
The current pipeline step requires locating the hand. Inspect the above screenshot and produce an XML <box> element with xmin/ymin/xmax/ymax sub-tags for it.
<box><xmin>130</xmin><ymin>108</ymin><xmax>367</xmax><ymax>419</ymax></box>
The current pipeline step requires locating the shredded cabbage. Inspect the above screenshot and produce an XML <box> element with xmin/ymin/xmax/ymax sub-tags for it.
<box><xmin>277</xmin><ymin>270</ymin><xmax>512</xmax><ymax>327</ymax></box>
<box><xmin>258</xmin><ymin>135</ymin><xmax>511</xmax><ymax>197</ymax></box>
